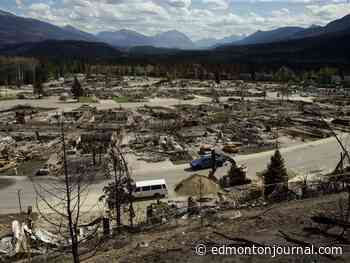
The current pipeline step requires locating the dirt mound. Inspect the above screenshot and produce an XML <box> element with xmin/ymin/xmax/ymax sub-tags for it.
<box><xmin>175</xmin><ymin>174</ymin><xmax>221</xmax><ymax>196</ymax></box>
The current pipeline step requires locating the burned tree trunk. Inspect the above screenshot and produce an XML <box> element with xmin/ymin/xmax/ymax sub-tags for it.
<box><xmin>32</xmin><ymin>121</ymin><xmax>101</xmax><ymax>262</ymax></box>
<box><xmin>61</xmin><ymin>123</ymin><xmax>80</xmax><ymax>263</ymax></box>
<box><xmin>103</xmin><ymin>132</ymin><xmax>135</xmax><ymax>231</ymax></box>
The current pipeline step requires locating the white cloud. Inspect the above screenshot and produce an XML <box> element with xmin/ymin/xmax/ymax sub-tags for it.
<box><xmin>15</xmin><ymin>0</ymin><xmax>23</xmax><ymax>8</ymax></box>
<box><xmin>306</xmin><ymin>3</ymin><xmax>350</xmax><ymax>21</ymax></box>
<box><xmin>27</xmin><ymin>3</ymin><xmax>59</xmax><ymax>21</ymax></box>
<box><xmin>201</xmin><ymin>0</ymin><xmax>229</xmax><ymax>10</ymax></box>
<box><xmin>14</xmin><ymin>0</ymin><xmax>350</xmax><ymax>40</ymax></box>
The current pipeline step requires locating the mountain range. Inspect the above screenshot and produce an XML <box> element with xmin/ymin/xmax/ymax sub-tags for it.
<box><xmin>0</xmin><ymin>9</ymin><xmax>197</xmax><ymax>50</ymax></box>
<box><xmin>236</xmin><ymin>14</ymin><xmax>350</xmax><ymax>45</ymax></box>
<box><xmin>97</xmin><ymin>13</ymin><xmax>350</xmax><ymax>48</ymax></box>
<box><xmin>237</xmin><ymin>27</ymin><xmax>305</xmax><ymax>45</ymax></box>
<box><xmin>0</xmin><ymin>10</ymin><xmax>97</xmax><ymax>48</ymax></box>
<box><xmin>194</xmin><ymin>35</ymin><xmax>245</xmax><ymax>49</ymax></box>
<box><xmin>97</xmin><ymin>29</ymin><xmax>195</xmax><ymax>49</ymax></box>
<box><xmin>0</xmin><ymin>8</ymin><xmax>350</xmax><ymax>54</ymax></box>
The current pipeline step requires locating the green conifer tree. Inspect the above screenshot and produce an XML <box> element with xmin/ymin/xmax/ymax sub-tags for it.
<box><xmin>71</xmin><ymin>76</ymin><xmax>84</xmax><ymax>99</ymax></box>
<box><xmin>263</xmin><ymin>149</ymin><xmax>288</xmax><ymax>199</ymax></box>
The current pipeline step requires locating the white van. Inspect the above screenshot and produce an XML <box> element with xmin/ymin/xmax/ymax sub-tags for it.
<box><xmin>133</xmin><ymin>179</ymin><xmax>168</xmax><ymax>199</ymax></box>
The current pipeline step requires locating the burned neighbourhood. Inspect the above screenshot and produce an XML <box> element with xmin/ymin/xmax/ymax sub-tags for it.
<box><xmin>1</xmin><ymin>2</ymin><xmax>350</xmax><ymax>263</ymax></box>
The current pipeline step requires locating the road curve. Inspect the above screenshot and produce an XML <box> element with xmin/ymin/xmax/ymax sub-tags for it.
<box><xmin>0</xmin><ymin>135</ymin><xmax>347</xmax><ymax>214</ymax></box>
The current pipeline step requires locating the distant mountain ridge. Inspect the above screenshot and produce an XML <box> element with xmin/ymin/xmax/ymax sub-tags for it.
<box><xmin>97</xmin><ymin>29</ymin><xmax>194</xmax><ymax>50</ymax></box>
<box><xmin>237</xmin><ymin>27</ymin><xmax>304</xmax><ymax>45</ymax></box>
<box><xmin>0</xmin><ymin>9</ymin><xmax>196</xmax><ymax>50</ymax></box>
<box><xmin>290</xmin><ymin>14</ymin><xmax>350</xmax><ymax>40</ymax></box>
<box><xmin>1</xmin><ymin>8</ymin><xmax>350</xmax><ymax>51</ymax></box>
<box><xmin>62</xmin><ymin>25</ymin><xmax>99</xmax><ymax>42</ymax></box>
<box><xmin>0</xmin><ymin>10</ymin><xmax>98</xmax><ymax>47</ymax></box>
<box><xmin>195</xmin><ymin>35</ymin><xmax>245</xmax><ymax>49</ymax></box>
<box><xmin>212</xmin><ymin>28</ymin><xmax>350</xmax><ymax>65</ymax></box>
<box><xmin>1</xmin><ymin>27</ymin><xmax>350</xmax><ymax>66</ymax></box>
<box><xmin>97</xmin><ymin>29</ymin><xmax>152</xmax><ymax>48</ymax></box>
<box><xmin>231</xmin><ymin>14</ymin><xmax>350</xmax><ymax>46</ymax></box>
<box><xmin>153</xmin><ymin>30</ymin><xmax>194</xmax><ymax>49</ymax></box>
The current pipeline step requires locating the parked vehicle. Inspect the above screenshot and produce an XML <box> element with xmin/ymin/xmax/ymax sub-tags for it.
<box><xmin>35</xmin><ymin>164</ymin><xmax>50</xmax><ymax>176</ymax></box>
<box><xmin>190</xmin><ymin>154</ymin><xmax>226</xmax><ymax>170</ymax></box>
<box><xmin>222</xmin><ymin>143</ymin><xmax>241</xmax><ymax>154</ymax></box>
<box><xmin>199</xmin><ymin>144</ymin><xmax>213</xmax><ymax>155</ymax></box>
<box><xmin>133</xmin><ymin>179</ymin><xmax>168</xmax><ymax>199</ymax></box>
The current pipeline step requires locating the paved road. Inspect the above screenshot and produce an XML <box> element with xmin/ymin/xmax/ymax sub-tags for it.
<box><xmin>0</xmin><ymin>96</ymin><xmax>212</xmax><ymax>112</ymax></box>
<box><xmin>0</xmin><ymin>135</ymin><xmax>347</xmax><ymax>214</ymax></box>
<box><xmin>0</xmin><ymin>93</ymin><xmax>313</xmax><ymax>113</ymax></box>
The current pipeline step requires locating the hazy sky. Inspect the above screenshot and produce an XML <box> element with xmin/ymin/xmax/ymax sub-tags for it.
<box><xmin>2</xmin><ymin>0</ymin><xmax>350</xmax><ymax>40</ymax></box>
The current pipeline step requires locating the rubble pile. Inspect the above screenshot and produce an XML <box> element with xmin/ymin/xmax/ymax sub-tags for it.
<box><xmin>175</xmin><ymin>174</ymin><xmax>221</xmax><ymax>196</ymax></box>
<box><xmin>0</xmin><ymin>136</ymin><xmax>16</xmax><ymax>159</ymax></box>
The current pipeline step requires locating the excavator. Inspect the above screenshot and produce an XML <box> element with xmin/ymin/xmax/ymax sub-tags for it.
<box><xmin>207</xmin><ymin>149</ymin><xmax>249</xmax><ymax>187</ymax></box>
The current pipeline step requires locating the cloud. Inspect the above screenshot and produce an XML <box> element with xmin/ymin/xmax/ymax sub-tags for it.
<box><xmin>15</xmin><ymin>0</ymin><xmax>23</xmax><ymax>8</ymax></box>
<box><xmin>161</xmin><ymin>0</ymin><xmax>191</xmax><ymax>8</ymax></box>
<box><xmin>27</xmin><ymin>3</ymin><xmax>59</xmax><ymax>22</ymax></box>
<box><xmin>11</xmin><ymin>0</ymin><xmax>350</xmax><ymax>40</ymax></box>
<box><xmin>306</xmin><ymin>3</ymin><xmax>350</xmax><ymax>21</ymax></box>
<box><xmin>201</xmin><ymin>0</ymin><xmax>229</xmax><ymax>10</ymax></box>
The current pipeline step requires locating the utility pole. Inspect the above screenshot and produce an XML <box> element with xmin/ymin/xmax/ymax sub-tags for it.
<box><xmin>17</xmin><ymin>189</ymin><xmax>22</xmax><ymax>214</ymax></box>
<box><xmin>199</xmin><ymin>175</ymin><xmax>203</xmax><ymax>228</ymax></box>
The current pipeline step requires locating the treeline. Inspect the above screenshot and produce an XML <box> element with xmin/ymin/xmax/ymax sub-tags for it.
<box><xmin>0</xmin><ymin>56</ymin><xmax>94</xmax><ymax>86</ymax></box>
<box><xmin>1</xmin><ymin>28</ymin><xmax>350</xmax><ymax>85</ymax></box>
<box><xmin>0</xmin><ymin>57</ymin><xmax>37</xmax><ymax>86</ymax></box>
<box><xmin>0</xmin><ymin>57</ymin><xmax>248</xmax><ymax>84</ymax></box>
<box><xmin>1</xmin><ymin>55</ymin><xmax>350</xmax><ymax>86</ymax></box>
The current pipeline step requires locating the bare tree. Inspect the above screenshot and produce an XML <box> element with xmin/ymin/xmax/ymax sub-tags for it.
<box><xmin>32</xmin><ymin>122</ymin><xmax>100</xmax><ymax>262</ymax></box>
<box><xmin>311</xmin><ymin>106</ymin><xmax>350</xmax><ymax>164</ymax></box>
<box><xmin>102</xmin><ymin>131</ymin><xmax>135</xmax><ymax>230</ymax></box>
